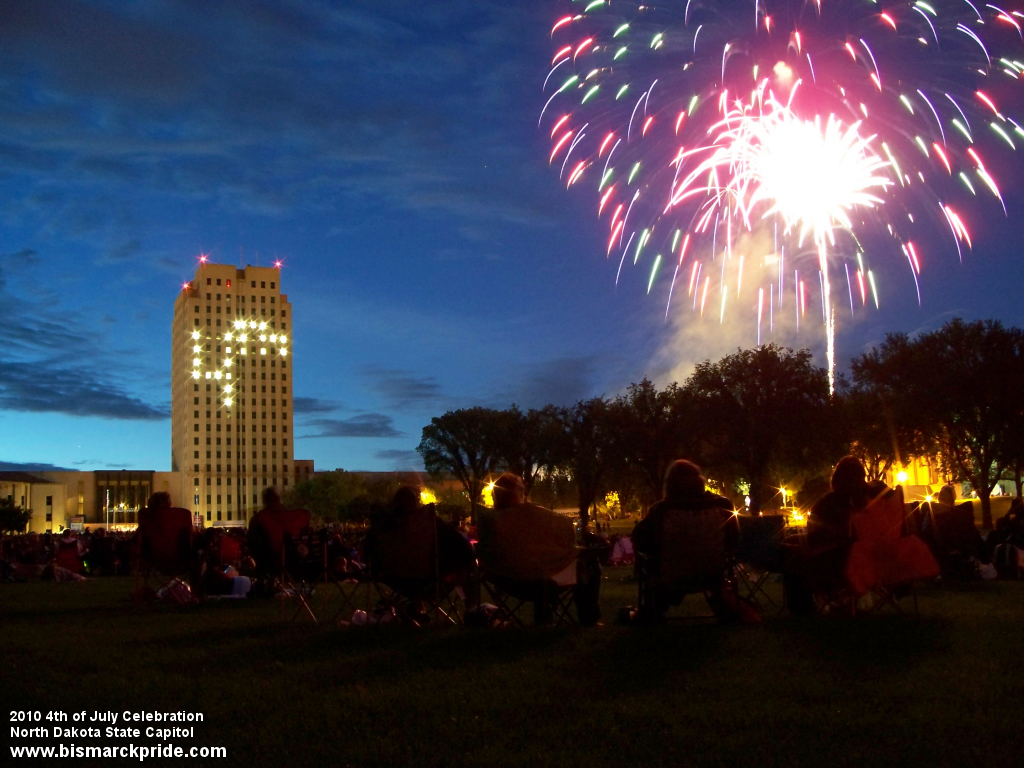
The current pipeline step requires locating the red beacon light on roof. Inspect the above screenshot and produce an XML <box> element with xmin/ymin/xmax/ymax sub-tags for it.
<box><xmin>274</xmin><ymin>260</ymin><xmax>282</xmax><ymax>268</ymax></box>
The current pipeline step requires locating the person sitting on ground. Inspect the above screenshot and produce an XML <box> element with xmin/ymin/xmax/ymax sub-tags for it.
<box><xmin>631</xmin><ymin>460</ymin><xmax>753</xmax><ymax>623</ymax></box>
<box><xmin>476</xmin><ymin>472</ymin><xmax>601</xmax><ymax>626</ymax></box>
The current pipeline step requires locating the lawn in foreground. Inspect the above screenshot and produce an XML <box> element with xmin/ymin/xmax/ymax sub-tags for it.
<box><xmin>2</xmin><ymin>574</ymin><xmax>1021</xmax><ymax>767</ymax></box>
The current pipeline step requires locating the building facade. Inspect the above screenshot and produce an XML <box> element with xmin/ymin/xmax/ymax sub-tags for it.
<box><xmin>172</xmin><ymin>262</ymin><xmax>294</xmax><ymax>527</ymax></box>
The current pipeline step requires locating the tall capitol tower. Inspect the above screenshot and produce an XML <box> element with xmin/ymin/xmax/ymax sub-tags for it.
<box><xmin>171</xmin><ymin>259</ymin><xmax>293</xmax><ymax>526</ymax></box>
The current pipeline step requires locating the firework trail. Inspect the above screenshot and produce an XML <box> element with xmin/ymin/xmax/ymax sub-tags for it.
<box><xmin>542</xmin><ymin>0</ymin><xmax>1022</xmax><ymax>390</ymax></box>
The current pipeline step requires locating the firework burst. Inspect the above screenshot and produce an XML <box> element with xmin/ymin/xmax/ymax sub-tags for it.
<box><xmin>543</xmin><ymin>0</ymin><xmax>1024</xmax><ymax>389</ymax></box>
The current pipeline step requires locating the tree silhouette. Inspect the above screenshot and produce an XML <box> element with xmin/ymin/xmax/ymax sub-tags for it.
<box><xmin>417</xmin><ymin>407</ymin><xmax>504</xmax><ymax>522</ymax></box>
<box><xmin>687</xmin><ymin>345</ymin><xmax>836</xmax><ymax>514</ymax></box>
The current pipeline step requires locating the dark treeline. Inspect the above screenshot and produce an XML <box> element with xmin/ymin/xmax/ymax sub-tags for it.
<box><xmin>417</xmin><ymin>319</ymin><xmax>1024</xmax><ymax>529</ymax></box>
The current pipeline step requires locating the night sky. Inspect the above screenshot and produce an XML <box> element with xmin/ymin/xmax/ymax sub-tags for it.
<box><xmin>2</xmin><ymin>0</ymin><xmax>1023</xmax><ymax>474</ymax></box>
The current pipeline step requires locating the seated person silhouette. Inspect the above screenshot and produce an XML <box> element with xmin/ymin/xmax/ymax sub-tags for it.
<box><xmin>632</xmin><ymin>460</ymin><xmax>750</xmax><ymax>622</ymax></box>
<box><xmin>365</xmin><ymin>485</ymin><xmax>474</xmax><ymax>598</ymax></box>
<box><xmin>476</xmin><ymin>472</ymin><xmax>601</xmax><ymax>626</ymax></box>
<box><xmin>784</xmin><ymin>455</ymin><xmax>888</xmax><ymax>613</ymax></box>
<box><xmin>807</xmin><ymin>456</ymin><xmax>888</xmax><ymax>588</ymax></box>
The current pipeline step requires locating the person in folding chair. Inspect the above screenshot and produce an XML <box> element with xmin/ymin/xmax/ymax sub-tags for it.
<box><xmin>631</xmin><ymin>460</ymin><xmax>756</xmax><ymax>624</ymax></box>
<box><xmin>363</xmin><ymin>486</ymin><xmax>474</xmax><ymax>626</ymax></box>
<box><xmin>798</xmin><ymin>456</ymin><xmax>887</xmax><ymax>607</ymax></box>
<box><xmin>476</xmin><ymin>472</ymin><xmax>602</xmax><ymax>627</ymax></box>
<box><xmin>134</xmin><ymin>492</ymin><xmax>196</xmax><ymax>603</ymax></box>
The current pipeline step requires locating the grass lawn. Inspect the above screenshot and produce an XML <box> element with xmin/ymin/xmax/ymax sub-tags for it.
<box><xmin>2</xmin><ymin>572</ymin><xmax>1022</xmax><ymax>767</ymax></box>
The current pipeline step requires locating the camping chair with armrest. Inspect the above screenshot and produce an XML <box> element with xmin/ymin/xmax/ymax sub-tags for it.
<box><xmin>55</xmin><ymin>540</ymin><xmax>84</xmax><ymax>575</ymax></box>
<box><xmin>919</xmin><ymin>501</ymin><xmax>984</xmax><ymax>579</ymax></box>
<box><xmin>134</xmin><ymin>507</ymin><xmax>195</xmax><ymax>603</ymax></box>
<box><xmin>279</xmin><ymin>508</ymin><xmax>354</xmax><ymax>624</ymax></box>
<box><xmin>480</xmin><ymin>561</ymin><xmax>578</xmax><ymax>629</ymax></box>
<box><xmin>735</xmin><ymin>515</ymin><xmax>787</xmax><ymax>613</ymax></box>
<box><xmin>636</xmin><ymin>505</ymin><xmax>735</xmax><ymax>622</ymax></box>
<box><xmin>476</xmin><ymin>505</ymin><xmax>578</xmax><ymax>628</ymax></box>
<box><xmin>365</xmin><ymin>504</ymin><xmax>465</xmax><ymax>627</ymax></box>
<box><xmin>845</xmin><ymin>486</ymin><xmax>940</xmax><ymax>614</ymax></box>
<box><xmin>249</xmin><ymin>507</ymin><xmax>330</xmax><ymax>622</ymax></box>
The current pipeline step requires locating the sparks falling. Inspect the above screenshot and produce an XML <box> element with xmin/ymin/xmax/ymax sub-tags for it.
<box><xmin>541</xmin><ymin>0</ymin><xmax>1023</xmax><ymax>390</ymax></box>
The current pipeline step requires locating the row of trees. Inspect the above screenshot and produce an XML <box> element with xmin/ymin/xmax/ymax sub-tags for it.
<box><xmin>418</xmin><ymin>319</ymin><xmax>1024</xmax><ymax>528</ymax></box>
<box><xmin>851</xmin><ymin>319</ymin><xmax>1024</xmax><ymax>528</ymax></box>
<box><xmin>418</xmin><ymin>344</ymin><xmax>838</xmax><ymax>524</ymax></box>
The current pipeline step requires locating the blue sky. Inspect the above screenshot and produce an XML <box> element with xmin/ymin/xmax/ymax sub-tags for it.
<box><xmin>2</xmin><ymin>0</ymin><xmax>1024</xmax><ymax>473</ymax></box>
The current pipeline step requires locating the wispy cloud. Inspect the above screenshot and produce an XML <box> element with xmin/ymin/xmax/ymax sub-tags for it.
<box><xmin>359</xmin><ymin>365</ymin><xmax>444</xmax><ymax>410</ymax></box>
<box><xmin>292</xmin><ymin>396</ymin><xmax>344</xmax><ymax>414</ymax></box>
<box><xmin>375</xmin><ymin>449</ymin><xmax>424</xmax><ymax>471</ymax></box>
<box><xmin>301</xmin><ymin>413</ymin><xmax>403</xmax><ymax>438</ymax></box>
<box><xmin>0</xmin><ymin>357</ymin><xmax>168</xmax><ymax>420</ymax></box>
<box><xmin>0</xmin><ymin>460</ymin><xmax>72</xmax><ymax>472</ymax></box>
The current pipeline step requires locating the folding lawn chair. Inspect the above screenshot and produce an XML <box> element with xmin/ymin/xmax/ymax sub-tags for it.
<box><xmin>735</xmin><ymin>515</ymin><xmax>786</xmax><ymax>613</ymax></box>
<box><xmin>365</xmin><ymin>504</ymin><xmax>466</xmax><ymax>627</ymax></box>
<box><xmin>135</xmin><ymin>507</ymin><xmax>195</xmax><ymax>603</ymax></box>
<box><xmin>479</xmin><ymin>559</ymin><xmax>578</xmax><ymax>629</ymax></box>
<box><xmin>475</xmin><ymin>502</ymin><xmax>580</xmax><ymax>628</ymax></box>
<box><xmin>918</xmin><ymin>501</ymin><xmax>985</xmax><ymax>579</ymax></box>
<box><xmin>845</xmin><ymin>487</ymin><xmax>940</xmax><ymax>614</ymax></box>
<box><xmin>636</xmin><ymin>505</ymin><xmax>735</xmax><ymax>622</ymax></box>
<box><xmin>249</xmin><ymin>507</ymin><xmax>332</xmax><ymax>622</ymax></box>
<box><xmin>55</xmin><ymin>540</ymin><xmax>84</xmax><ymax>576</ymax></box>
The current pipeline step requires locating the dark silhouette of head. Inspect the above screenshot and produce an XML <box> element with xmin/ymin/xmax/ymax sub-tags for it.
<box><xmin>830</xmin><ymin>456</ymin><xmax>868</xmax><ymax>497</ymax></box>
<box><xmin>261</xmin><ymin>487</ymin><xmax>283</xmax><ymax>510</ymax></box>
<box><xmin>492</xmin><ymin>472</ymin><xmax>525</xmax><ymax>509</ymax></box>
<box><xmin>391</xmin><ymin>486</ymin><xmax>422</xmax><ymax>517</ymax></box>
<box><xmin>663</xmin><ymin>460</ymin><xmax>706</xmax><ymax>501</ymax></box>
<box><xmin>147</xmin><ymin>492</ymin><xmax>172</xmax><ymax>511</ymax></box>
